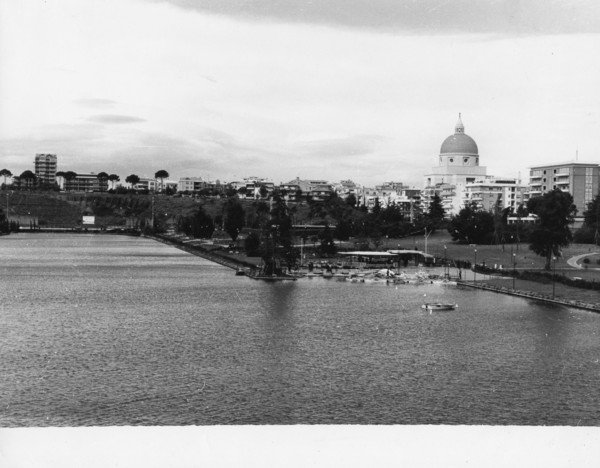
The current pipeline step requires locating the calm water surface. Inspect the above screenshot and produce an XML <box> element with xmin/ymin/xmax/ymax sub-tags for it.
<box><xmin>1</xmin><ymin>234</ymin><xmax>599</xmax><ymax>426</ymax></box>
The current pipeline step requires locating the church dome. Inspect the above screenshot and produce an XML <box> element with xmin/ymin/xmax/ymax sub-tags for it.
<box><xmin>440</xmin><ymin>114</ymin><xmax>478</xmax><ymax>155</ymax></box>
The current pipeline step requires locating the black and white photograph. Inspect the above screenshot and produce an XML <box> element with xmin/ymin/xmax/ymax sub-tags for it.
<box><xmin>1</xmin><ymin>1</ymin><xmax>599</xmax><ymax>466</ymax></box>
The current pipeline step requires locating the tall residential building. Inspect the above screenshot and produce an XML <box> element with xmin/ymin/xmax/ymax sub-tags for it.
<box><xmin>34</xmin><ymin>153</ymin><xmax>57</xmax><ymax>186</ymax></box>
<box><xmin>528</xmin><ymin>162</ymin><xmax>599</xmax><ymax>216</ymax></box>
<box><xmin>423</xmin><ymin>115</ymin><xmax>487</xmax><ymax>214</ymax></box>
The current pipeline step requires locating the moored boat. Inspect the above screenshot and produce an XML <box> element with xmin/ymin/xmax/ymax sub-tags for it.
<box><xmin>421</xmin><ymin>303</ymin><xmax>457</xmax><ymax>311</ymax></box>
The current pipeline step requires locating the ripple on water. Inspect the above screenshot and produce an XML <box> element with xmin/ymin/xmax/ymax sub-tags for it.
<box><xmin>1</xmin><ymin>234</ymin><xmax>600</xmax><ymax>426</ymax></box>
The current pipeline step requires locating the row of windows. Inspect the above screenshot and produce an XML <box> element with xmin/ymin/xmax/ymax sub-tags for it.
<box><xmin>441</xmin><ymin>157</ymin><xmax>479</xmax><ymax>164</ymax></box>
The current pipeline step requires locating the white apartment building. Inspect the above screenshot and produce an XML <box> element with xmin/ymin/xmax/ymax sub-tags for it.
<box><xmin>463</xmin><ymin>177</ymin><xmax>527</xmax><ymax>212</ymax></box>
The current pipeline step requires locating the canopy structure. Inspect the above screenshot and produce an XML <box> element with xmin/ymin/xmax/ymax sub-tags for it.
<box><xmin>339</xmin><ymin>251</ymin><xmax>395</xmax><ymax>257</ymax></box>
<box><xmin>387</xmin><ymin>250</ymin><xmax>434</xmax><ymax>259</ymax></box>
<box><xmin>339</xmin><ymin>250</ymin><xmax>434</xmax><ymax>259</ymax></box>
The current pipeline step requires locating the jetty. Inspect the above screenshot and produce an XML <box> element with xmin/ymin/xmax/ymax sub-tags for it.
<box><xmin>457</xmin><ymin>280</ymin><xmax>600</xmax><ymax>313</ymax></box>
<box><xmin>146</xmin><ymin>234</ymin><xmax>256</xmax><ymax>271</ymax></box>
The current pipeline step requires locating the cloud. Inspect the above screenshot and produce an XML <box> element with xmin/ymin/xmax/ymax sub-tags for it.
<box><xmin>151</xmin><ymin>0</ymin><xmax>600</xmax><ymax>35</ymax></box>
<box><xmin>292</xmin><ymin>135</ymin><xmax>387</xmax><ymax>159</ymax></box>
<box><xmin>74</xmin><ymin>98</ymin><xmax>117</xmax><ymax>108</ymax></box>
<box><xmin>87</xmin><ymin>114</ymin><xmax>147</xmax><ymax>124</ymax></box>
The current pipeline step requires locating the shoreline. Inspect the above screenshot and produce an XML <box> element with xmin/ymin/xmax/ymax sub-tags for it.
<box><xmin>147</xmin><ymin>234</ymin><xmax>600</xmax><ymax>312</ymax></box>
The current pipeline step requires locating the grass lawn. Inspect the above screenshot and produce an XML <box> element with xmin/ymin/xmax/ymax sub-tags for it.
<box><xmin>383</xmin><ymin>230</ymin><xmax>600</xmax><ymax>275</ymax></box>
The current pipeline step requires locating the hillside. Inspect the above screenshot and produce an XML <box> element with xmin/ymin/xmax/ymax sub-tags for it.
<box><xmin>3</xmin><ymin>191</ymin><xmax>319</xmax><ymax>228</ymax></box>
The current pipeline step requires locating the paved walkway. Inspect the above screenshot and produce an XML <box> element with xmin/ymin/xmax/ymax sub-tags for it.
<box><xmin>566</xmin><ymin>252</ymin><xmax>600</xmax><ymax>270</ymax></box>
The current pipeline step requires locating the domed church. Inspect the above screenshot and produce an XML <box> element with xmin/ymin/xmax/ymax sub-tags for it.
<box><xmin>423</xmin><ymin>114</ymin><xmax>487</xmax><ymax>215</ymax></box>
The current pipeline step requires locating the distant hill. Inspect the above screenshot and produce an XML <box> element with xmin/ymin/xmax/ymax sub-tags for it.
<box><xmin>3</xmin><ymin>192</ymin><xmax>317</xmax><ymax>229</ymax></box>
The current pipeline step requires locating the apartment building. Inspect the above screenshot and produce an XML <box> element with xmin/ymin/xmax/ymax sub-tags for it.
<box><xmin>463</xmin><ymin>177</ymin><xmax>527</xmax><ymax>212</ymax></box>
<box><xmin>34</xmin><ymin>154</ymin><xmax>58</xmax><ymax>186</ymax></box>
<box><xmin>528</xmin><ymin>162</ymin><xmax>599</xmax><ymax>215</ymax></box>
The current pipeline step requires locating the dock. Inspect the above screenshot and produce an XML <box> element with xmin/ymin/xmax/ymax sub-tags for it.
<box><xmin>457</xmin><ymin>280</ymin><xmax>600</xmax><ymax>312</ymax></box>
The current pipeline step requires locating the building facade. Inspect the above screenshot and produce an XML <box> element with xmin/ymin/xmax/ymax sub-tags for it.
<box><xmin>423</xmin><ymin>115</ymin><xmax>487</xmax><ymax>215</ymax></box>
<box><xmin>178</xmin><ymin>177</ymin><xmax>207</xmax><ymax>193</ymax></box>
<box><xmin>134</xmin><ymin>178</ymin><xmax>159</xmax><ymax>192</ymax></box>
<box><xmin>528</xmin><ymin>162</ymin><xmax>599</xmax><ymax>216</ymax></box>
<box><xmin>463</xmin><ymin>177</ymin><xmax>527</xmax><ymax>212</ymax></box>
<box><xmin>34</xmin><ymin>153</ymin><xmax>58</xmax><ymax>186</ymax></box>
<box><xmin>64</xmin><ymin>173</ymin><xmax>108</xmax><ymax>192</ymax></box>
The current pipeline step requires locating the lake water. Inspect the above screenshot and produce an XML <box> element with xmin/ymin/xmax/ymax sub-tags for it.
<box><xmin>1</xmin><ymin>233</ymin><xmax>599</xmax><ymax>426</ymax></box>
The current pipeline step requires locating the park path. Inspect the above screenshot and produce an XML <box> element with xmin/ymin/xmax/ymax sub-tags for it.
<box><xmin>566</xmin><ymin>252</ymin><xmax>600</xmax><ymax>270</ymax></box>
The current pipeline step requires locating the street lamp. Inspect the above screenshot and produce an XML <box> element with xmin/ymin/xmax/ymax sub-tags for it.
<box><xmin>552</xmin><ymin>256</ymin><xmax>557</xmax><ymax>299</ymax></box>
<box><xmin>512</xmin><ymin>253</ymin><xmax>516</xmax><ymax>290</ymax></box>
<box><xmin>473</xmin><ymin>248</ymin><xmax>477</xmax><ymax>283</ymax></box>
<box><xmin>444</xmin><ymin>245</ymin><xmax>447</xmax><ymax>279</ymax></box>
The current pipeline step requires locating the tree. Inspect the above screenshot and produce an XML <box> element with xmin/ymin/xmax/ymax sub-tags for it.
<box><xmin>426</xmin><ymin>193</ymin><xmax>446</xmax><ymax>230</ymax></box>
<box><xmin>333</xmin><ymin>217</ymin><xmax>353</xmax><ymax>241</ymax></box>
<box><xmin>125</xmin><ymin>174</ymin><xmax>140</xmax><ymax>189</ymax></box>
<box><xmin>154</xmin><ymin>170</ymin><xmax>169</xmax><ymax>192</ymax></box>
<box><xmin>582</xmin><ymin>193</ymin><xmax>600</xmax><ymax>244</ymax></box>
<box><xmin>448</xmin><ymin>202</ymin><xmax>495</xmax><ymax>244</ymax></box>
<box><xmin>263</xmin><ymin>190</ymin><xmax>297</xmax><ymax>270</ymax></box>
<box><xmin>318</xmin><ymin>225</ymin><xmax>337</xmax><ymax>255</ymax></box>
<box><xmin>527</xmin><ymin>189</ymin><xmax>577</xmax><ymax>270</ymax></box>
<box><xmin>108</xmin><ymin>174</ymin><xmax>120</xmax><ymax>190</ymax></box>
<box><xmin>244</xmin><ymin>231</ymin><xmax>261</xmax><ymax>256</ymax></box>
<box><xmin>178</xmin><ymin>206</ymin><xmax>214</xmax><ymax>238</ymax></box>
<box><xmin>372</xmin><ymin>197</ymin><xmax>382</xmax><ymax>217</ymax></box>
<box><xmin>0</xmin><ymin>169</ymin><xmax>12</xmax><ymax>188</ymax></box>
<box><xmin>19</xmin><ymin>170</ymin><xmax>37</xmax><ymax>189</ymax></box>
<box><xmin>345</xmin><ymin>193</ymin><xmax>357</xmax><ymax>208</ymax></box>
<box><xmin>223</xmin><ymin>197</ymin><xmax>245</xmax><ymax>241</ymax></box>
<box><xmin>64</xmin><ymin>171</ymin><xmax>77</xmax><ymax>181</ymax></box>
<box><xmin>97</xmin><ymin>172</ymin><xmax>109</xmax><ymax>192</ymax></box>
<box><xmin>259</xmin><ymin>184</ymin><xmax>268</xmax><ymax>199</ymax></box>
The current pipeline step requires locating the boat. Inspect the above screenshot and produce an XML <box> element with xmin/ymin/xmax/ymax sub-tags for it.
<box><xmin>421</xmin><ymin>303</ymin><xmax>457</xmax><ymax>311</ymax></box>
<box><xmin>246</xmin><ymin>271</ymin><xmax>297</xmax><ymax>281</ymax></box>
<box><xmin>235</xmin><ymin>268</ymin><xmax>246</xmax><ymax>276</ymax></box>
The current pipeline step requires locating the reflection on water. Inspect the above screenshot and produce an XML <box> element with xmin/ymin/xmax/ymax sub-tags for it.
<box><xmin>0</xmin><ymin>233</ymin><xmax>599</xmax><ymax>426</ymax></box>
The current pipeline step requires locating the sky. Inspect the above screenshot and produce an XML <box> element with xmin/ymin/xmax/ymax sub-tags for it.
<box><xmin>1</xmin><ymin>0</ymin><xmax>600</xmax><ymax>187</ymax></box>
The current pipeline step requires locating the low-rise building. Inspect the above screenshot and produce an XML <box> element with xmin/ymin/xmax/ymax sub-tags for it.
<box><xmin>178</xmin><ymin>177</ymin><xmax>206</xmax><ymax>193</ymax></box>
<box><xmin>286</xmin><ymin>177</ymin><xmax>329</xmax><ymax>195</ymax></box>
<box><xmin>308</xmin><ymin>183</ymin><xmax>333</xmax><ymax>202</ymax></box>
<box><xmin>134</xmin><ymin>177</ymin><xmax>159</xmax><ymax>192</ymax></box>
<box><xmin>65</xmin><ymin>173</ymin><xmax>108</xmax><ymax>192</ymax></box>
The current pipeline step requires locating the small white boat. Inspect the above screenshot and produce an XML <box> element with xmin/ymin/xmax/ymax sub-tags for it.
<box><xmin>421</xmin><ymin>303</ymin><xmax>457</xmax><ymax>311</ymax></box>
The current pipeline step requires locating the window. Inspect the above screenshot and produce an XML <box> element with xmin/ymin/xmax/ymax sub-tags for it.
<box><xmin>449</xmin><ymin>158</ymin><xmax>454</xmax><ymax>163</ymax></box>
<box><xmin>464</xmin><ymin>158</ymin><xmax>469</xmax><ymax>164</ymax></box>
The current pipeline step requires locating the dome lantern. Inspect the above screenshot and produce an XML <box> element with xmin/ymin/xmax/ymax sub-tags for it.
<box><xmin>455</xmin><ymin>113</ymin><xmax>464</xmax><ymax>134</ymax></box>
